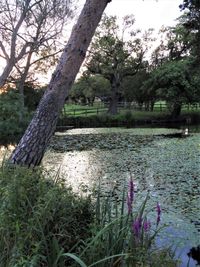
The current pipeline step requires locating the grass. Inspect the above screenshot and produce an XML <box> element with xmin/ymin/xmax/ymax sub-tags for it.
<box><xmin>0</xmin><ymin>163</ymin><xmax>93</xmax><ymax>267</ymax></box>
<box><xmin>61</xmin><ymin>102</ymin><xmax>200</xmax><ymax>120</ymax></box>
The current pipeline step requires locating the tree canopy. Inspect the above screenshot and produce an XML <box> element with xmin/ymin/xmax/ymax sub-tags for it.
<box><xmin>0</xmin><ymin>0</ymin><xmax>75</xmax><ymax>89</ymax></box>
<box><xmin>85</xmin><ymin>15</ymin><xmax>152</xmax><ymax>114</ymax></box>
<box><xmin>70</xmin><ymin>74</ymin><xmax>111</xmax><ymax>105</ymax></box>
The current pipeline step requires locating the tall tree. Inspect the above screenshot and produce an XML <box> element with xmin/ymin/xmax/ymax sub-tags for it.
<box><xmin>148</xmin><ymin>16</ymin><xmax>200</xmax><ymax>117</ymax></box>
<box><xmin>10</xmin><ymin>0</ymin><xmax>111</xmax><ymax>167</ymax></box>
<box><xmin>122</xmin><ymin>70</ymin><xmax>152</xmax><ymax>110</ymax></box>
<box><xmin>0</xmin><ymin>0</ymin><xmax>74</xmax><ymax>89</ymax></box>
<box><xmin>70</xmin><ymin>74</ymin><xmax>111</xmax><ymax>105</ymax></box>
<box><xmin>150</xmin><ymin>23</ymin><xmax>192</xmax><ymax>70</ymax></box>
<box><xmin>179</xmin><ymin>0</ymin><xmax>200</xmax><ymax>63</ymax></box>
<box><xmin>146</xmin><ymin>59</ymin><xmax>200</xmax><ymax>117</ymax></box>
<box><xmin>86</xmin><ymin>15</ymin><xmax>153</xmax><ymax>114</ymax></box>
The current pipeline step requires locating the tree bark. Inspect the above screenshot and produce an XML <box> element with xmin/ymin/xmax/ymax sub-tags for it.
<box><xmin>17</xmin><ymin>50</ymin><xmax>33</xmax><ymax>123</ymax></box>
<box><xmin>171</xmin><ymin>102</ymin><xmax>182</xmax><ymax>118</ymax></box>
<box><xmin>108</xmin><ymin>75</ymin><xmax>120</xmax><ymax>115</ymax></box>
<box><xmin>10</xmin><ymin>0</ymin><xmax>111</xmax><ymax>167</ymax></box>
<box><xmin>108</xmin><ymin>89</ymin><xmax>119</xmax><ymax>115</ymax></box>
<box><xmin>0</xmin><ymin>63</ymin><xmax>15</xmax><ymax>88</ymax></box>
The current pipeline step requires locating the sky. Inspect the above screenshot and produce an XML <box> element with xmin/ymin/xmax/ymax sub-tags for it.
<box><xmin>0</xmin><ymin>0</ymin><xmax>184</xmax><ymax>81</ymax></box>
<box><xmin>77</xmin><ymin>0</ymin><xmax>183</xmax><ymax>32</ymax></box>
<box><xmin>105</xmin><ymin>0</ymin><xmax>183</xmax><ymax>31</ymax></box>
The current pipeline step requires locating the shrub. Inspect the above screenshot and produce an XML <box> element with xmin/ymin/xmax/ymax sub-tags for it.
<box><xmin>21</xmin><ymin>83</ymin><xmax>45</xmax><ymax>111</ymax></box>
<box><xmin>0</xmin><ymin>165</ymin><xmax>93</xmax><ymax>267</ymax></box>
<box><xmin>0</xmin><ymin>89</ymin><xmax>32</xmax><ymax>145</ymax></box>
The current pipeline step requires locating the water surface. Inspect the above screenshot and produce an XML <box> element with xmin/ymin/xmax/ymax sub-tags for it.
<box><xmin>43</xmin><ymin>127</ymin><xmax>200</xmax><ymax>266</ymax></box>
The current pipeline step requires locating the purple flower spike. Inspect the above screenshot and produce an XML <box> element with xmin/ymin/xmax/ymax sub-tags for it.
<box><xmin>129</xmin><ymin>178</ymin><xmax>134</xmax><ymax>204</ymax></box>
<box><xmin>156</xmin><ymin>202</ymin><xmax>161</xmax><ymax>226</ymax></box>
<box><xmin>127</xmin><ymin>177</ymin><xmax>135</xmax><ymax>214</ymax></box>
<box><xmin>132</xmin><ymin>217</ymin><xmax>142</xmax><ymax>238</ymax></box>
<box><xmin>143</xmin><ymin>219</ymin><xmax>151</xmax><ymax>232</ymax></box>
<box><xmin>127</xmin><ymin>194</ymin><xmax>132</xmax><ymax>214</ymax></box>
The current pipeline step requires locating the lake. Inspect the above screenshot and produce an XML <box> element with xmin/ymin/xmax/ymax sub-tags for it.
<box><xmin>43</xmin><ymin>127</ymin><xmax>200</xmax><ymax>266</ymax></box>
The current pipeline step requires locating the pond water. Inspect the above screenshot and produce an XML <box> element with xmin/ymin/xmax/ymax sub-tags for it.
<box><xmin>43</xmin><ymin>127</ymin><xmax>200</xmax><ymax>266</ymax></box>
<box><xmin>42</xmin><ymin>127</ymin><xmax>200</xmax><ymax>266</ymax></box>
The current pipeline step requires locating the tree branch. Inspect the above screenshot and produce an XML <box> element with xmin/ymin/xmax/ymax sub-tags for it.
<box><xmin>30</xmin><ymin>49</ymin><xmax>63</xmax><ymax>66</ymax></box>
<box><xmin>16</xmin><ymin>42</ymin><xmax>31</xmax><ymax>61</ymax></box>
<box><xmin>0</xmin><ymin>41</ymin><xmax>9</xmax><ymax>60</ymax></box>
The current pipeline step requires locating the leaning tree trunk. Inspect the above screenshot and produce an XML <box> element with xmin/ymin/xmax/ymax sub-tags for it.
<box><xmin>10</xmin><ymin>0</ymin><xmax>111</xmax><ymax>167</ymax></box>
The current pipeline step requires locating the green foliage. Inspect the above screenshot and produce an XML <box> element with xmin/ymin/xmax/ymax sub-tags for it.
<box><xmin>0</xmin><ymin>165</ymin><xmax>93</xmax><ymax>266</ymax></box>
<box><xmin>180</xmin><ymin>0</ymin><xmax>200</xmax><ymax>63</ymax></box>
<box><xmin>70</xmin><ymin>75</ymin><xmax>110</xmax><ymax>105</ymax></box>
<box><xmin>122</xmin><ymin>71</ymin><xmax>151</xmax><ymax>104</ymax></box>
<box><xmin>0</xmin><ymin>89</ymin><xmax>32</xmax><ymax>144</ymax></box>
<box><xmin>58</xmin><ymin>110</ymin><xmax>175</xmax><ymax>129</ymax></box>
<box><xmin>146</xmin><ymin>59</ymin><xmax>200</xmax><ymax>117</ymax></box>
<box><xmin>86</xmin><ymin>14</ymin><xmax>152</xmax><ymax>114</ymax></box>
<box><xmin>167</xmin><ymin>23</ymin><xmax>193</xmax><ymax>60</ymax></box>
<box><xmin>21</xmin><ymin>83</ymin><xmax>45</xmax><ymax>111</ymax></box>
<box><xmin>58</xmin><ymin>112</ymin><xmax>137</xmax><ymax>128</ymax></box>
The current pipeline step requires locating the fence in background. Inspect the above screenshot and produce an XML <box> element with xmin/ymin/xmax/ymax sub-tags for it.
<box><xmin>61</xmin><ymin>102</ymin><xmax>200</xmax><ymax>117</ymax></box>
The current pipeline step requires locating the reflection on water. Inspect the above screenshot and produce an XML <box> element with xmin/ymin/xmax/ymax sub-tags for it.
<box><xmin>0</xmin><ymin>145</ymin><xmax>15</xmax><ymax>164</ymax></box>
<box><xmin>44</xmin><ymin>127</ymin><xmax>200</xmax><ymax>266</ymax></box>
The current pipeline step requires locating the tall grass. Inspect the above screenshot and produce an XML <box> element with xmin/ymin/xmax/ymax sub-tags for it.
<box><xmin>0</xmin><ymin>164</ymin><xmax>93</xmax><ymax>267</ymax></box>
<box><xmin>61</xmin><ymin>177</ymin><xmax>179</xmax><ymax>267</ymax></box>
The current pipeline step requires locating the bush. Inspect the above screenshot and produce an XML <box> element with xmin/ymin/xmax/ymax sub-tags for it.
<box><xmin>57</xmin><ymin>113</ymin><xmax>135</xmax><ymax>129</ymax></box>
<box><xmin>21</xmin><ymin>83</ymin><xmax>45</xmax><ymax>111</ymax></box>
<box><xmin>0</xmin><ymin>89</ymin><xmax>32</xmax><ymax>145</ymax></box>
<box><xmin>0</xmin><ymin>165</ymin><xmax>93</xmax><ymax>267</ymax></box>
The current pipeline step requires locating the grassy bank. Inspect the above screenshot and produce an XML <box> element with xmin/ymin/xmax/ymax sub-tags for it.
<box><xmin>0</xmin><ymin>162</ymin><xmax>179</xmax><ymax>266</ymax></box>
<box><xmin>58</xmin><ymin>110</ymin><xmax>200</xmax><ymax>129</ymax></box>
<box><xmin>0</xmin><ymin>164</ymin><xmax>93</xmax><ymax>266</ymax></box>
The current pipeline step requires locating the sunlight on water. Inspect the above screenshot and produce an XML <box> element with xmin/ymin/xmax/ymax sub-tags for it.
<box><xmin>0</xmin><ymin>145</ymin><xmax>15</xmax><ymax>164</ymax></box>
<box><xmin>56</xmin><ymin>127</ymin><xmax>183</xmax><ymax>136</ymax></box>
<box><xmin>61</xmin><ymin>151</ymin><xmax>102</xmax><ymax>192</ymax></box>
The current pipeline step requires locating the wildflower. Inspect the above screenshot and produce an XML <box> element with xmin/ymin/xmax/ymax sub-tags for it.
<box><xmin>156</xmin><ymin>202</ymin><xmax>161</xmax><ymax>226</ymax></box>
<box><xmin>127</xmin><ymin>177</ymin><xmax>135</xmax><ymax>214</ymax></box>
<box><xmin>127</xmin><ymin>195</ymin><xmax>132</xmax><ymax>214</ymax></box>
<box><xmin>143</xmin><ymin>219</ymin><xmax>151</xmax><ymax>232</ymax></box>
<box><xmin>132</xmin><ymin>217</ymin><xmax>142</xmax><ymax>238</ymax></box>
<box><xmin>129</xmin><ymin>178</ymin><xmax>134</xmax><ymax>203</ymax></box>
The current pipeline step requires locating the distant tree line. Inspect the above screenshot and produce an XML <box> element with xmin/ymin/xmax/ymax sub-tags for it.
<box><xmin>69</xmin><ymin>4</ymin><xmax>200</xmax><ymax>117</ymax></box>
